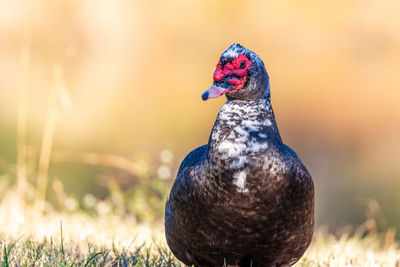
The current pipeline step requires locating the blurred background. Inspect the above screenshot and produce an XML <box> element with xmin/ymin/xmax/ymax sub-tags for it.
<box><xmin>0</xmin><ymin>0</ymin><xmax>399</xmax><ymax>235</ymax></box>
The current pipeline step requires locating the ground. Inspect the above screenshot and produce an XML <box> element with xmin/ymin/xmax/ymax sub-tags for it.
<box><xmin>1</xmin><ymin>202</ymin><xmax>399</xmax><ymax>267</ymax></box>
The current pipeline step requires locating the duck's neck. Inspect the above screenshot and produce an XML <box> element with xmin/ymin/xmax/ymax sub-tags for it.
<box><xmin>207</xmin><ymin>97</ymin><xmax>282</xmax><ymax>170</ymax></box>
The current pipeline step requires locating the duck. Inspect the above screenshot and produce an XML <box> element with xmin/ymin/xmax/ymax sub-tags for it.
<box><xmin>165</xmin><ymin>43</ymin><xmax>314</xmax><ymax>267</ymax></box>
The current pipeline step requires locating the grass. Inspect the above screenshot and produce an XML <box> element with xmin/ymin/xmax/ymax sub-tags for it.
<box><xmin>0</xmin><ymin>196</ymin><xmax>179</xmax><ymax>266</ymax></box>
<box><xmin>0</xmin><ymin>178</ymin><xmax>399</xmax><ymax>266</ymax></box>
<box><xmin>0</xmin><ymin>236</ymin><xmax>178</xmax><ymax>266</ymax></box>
<box><xmin>1</xmin><ymin>226</ymin><xmax>399</xmax><ymax>267</ymax></box>
<box><xmin>0</xmin><ymin>195</ymin><xmax>399</xmax><ymax>267</ymax></box>
<box><xmin>0</xmin><ymin>237</ymin><xmax>178</xmax><ymax>266</ymax></box>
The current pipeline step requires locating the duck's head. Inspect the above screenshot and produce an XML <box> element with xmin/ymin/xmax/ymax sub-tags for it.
<box><xmin>202</xmin><ymin>43</ymin><xmax>270</xmax><ymax>101</ymax></box>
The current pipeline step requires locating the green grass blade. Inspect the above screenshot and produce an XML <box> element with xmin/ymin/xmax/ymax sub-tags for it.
<box><xmin>49</xmin><ymin>256</ymin><xmax>67</xmax><ymax>267</ymax></box>
<box><xmin>84</xmin><ymin>252</ymin><xmax>104</xmax><ymax>267</ymax></box>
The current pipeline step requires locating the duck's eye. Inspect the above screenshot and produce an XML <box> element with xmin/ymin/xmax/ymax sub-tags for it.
<box><xmin>239</xmin><ymin>61</ymin><xmax>246</xmax><ymax>69</ymax></box>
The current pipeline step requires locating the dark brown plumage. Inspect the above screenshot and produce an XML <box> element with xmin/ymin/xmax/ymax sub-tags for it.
<box><xmin>165</xmin><ymin>44</ymin><xmax>314</xmax><ymax>267</ymax></box>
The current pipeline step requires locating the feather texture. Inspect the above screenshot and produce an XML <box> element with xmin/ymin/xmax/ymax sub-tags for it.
<box><xmin>165</xmin><ymin>44</ymin><xmax>314</xmax><ymax>267</ymax></box>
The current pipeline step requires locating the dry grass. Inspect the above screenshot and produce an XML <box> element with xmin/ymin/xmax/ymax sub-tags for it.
<box><xmin>0</xmin><ymin>192</ymin><xmax>178</xmax><ymax>266</ymax></box>
<box><xmin>1</xmin><ymin>191</ymin><xmax>399</xmax><ymax>267</ymax></box>
<box><xmin>300</xmin><ymin>229</ymin><xmax>400</xmax><ymax>266</ymax></box>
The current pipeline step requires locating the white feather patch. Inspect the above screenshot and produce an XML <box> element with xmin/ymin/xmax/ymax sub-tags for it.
<box><xmin>218</xmin><ymin>140</ymin><xmax>246</xmax><ymax>158</ymax></box>
<box><xmin>212</xmin><ymin>99</ymin><xmax>272</xmax><ymax>170</ymax></box>
<box><xmin>233</xmin><ymin>171</ymin><xmax>248</xmax><ymax>193</ymax></box>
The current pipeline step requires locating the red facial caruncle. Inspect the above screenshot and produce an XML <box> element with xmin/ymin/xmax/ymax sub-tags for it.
<box><xmin>202</xmin><ymin>54</ymin><xmax>252</xmax><ymax>101</ymax></box>
<box><xmin>213</xmin><ymin>54</ymin><xmax>252</xmax><ymax>93</ymax></box>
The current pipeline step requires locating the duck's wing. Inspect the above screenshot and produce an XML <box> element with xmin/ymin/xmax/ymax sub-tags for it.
<box><xmin>166</xmin><ymin>144</ymin><xmax>207</xmax><ymax>213</ymax></box>
<box><xmin>165</xmin><ymin>145</ymin><xmax>208</xmax><ymax>265</ymax></box>
<box><xmin>176</xmin><ymin>145</ymin><xmax>208</xmax><ymax>178</ymax></box>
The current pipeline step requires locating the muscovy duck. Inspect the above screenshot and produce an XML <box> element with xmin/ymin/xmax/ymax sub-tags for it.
<box><xmin>165</xmin><ymin>43</ymin><xmax>314</xmax><ymax>267</ymax></box>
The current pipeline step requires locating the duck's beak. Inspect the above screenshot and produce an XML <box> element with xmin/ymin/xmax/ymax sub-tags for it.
<box><xmin>201</xmin><ymin>85</ymin><xmax>227</xmax><ymax>101</ymax></box>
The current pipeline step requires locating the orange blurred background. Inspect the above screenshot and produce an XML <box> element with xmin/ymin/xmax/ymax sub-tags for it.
<box><xmin>0</xmin><ymin>0</ymin><xmax>399</xmax><ymax>232</ymax></box>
